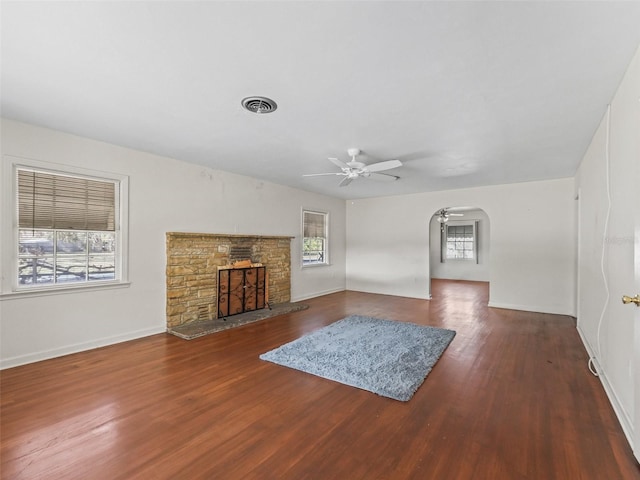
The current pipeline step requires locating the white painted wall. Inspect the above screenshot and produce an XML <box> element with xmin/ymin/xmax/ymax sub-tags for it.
<box><xmin>346</xmin><ymin>178</ymin><xmax>576</xmax><ymax>315</ymax></box>
<box><xmin>429</xmin><ymin>209</ymin><xmax>490</xmax><ymax>281</ymax></box>
<box><xmin>0</xmin><ymin>119</ymin><xmax>346</xmax><ymax>368</ymax></box>
<box><xmin>575</xmin><ymin>46</ymin><xmax>639</xmax><ymax>448</ymax></box>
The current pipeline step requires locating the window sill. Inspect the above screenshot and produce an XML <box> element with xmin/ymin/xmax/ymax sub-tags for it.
<box><xmin>301</xmin><ymin>263</ymin><xmax>330</xmax><ymax>269</ymax></box>
<box><xmin>0</xmin><ymin>281</ymin><xmax>131</xmax><ymax>301</ymax></box>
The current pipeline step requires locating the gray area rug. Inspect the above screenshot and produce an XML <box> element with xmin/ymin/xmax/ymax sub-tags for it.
<box><xmin>168</xmin><ymin>303</ymin><xmax>309</xmax><ymax>340</ymax></box>
<box><xmin>259</xmin><ymin>315</ymin><xmax>456</xmax><ymax>401</ymax></box>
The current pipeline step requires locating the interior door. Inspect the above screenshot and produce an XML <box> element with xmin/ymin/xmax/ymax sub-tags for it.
<box><xmin>605</xmin><ymin>73</ymin><xmax>639</xmax><ymax>460</ymax></box>
<box><xmin>634</xmin><ymin>188</ymin><xmax>640</xmax><ymax>462</ymax></box>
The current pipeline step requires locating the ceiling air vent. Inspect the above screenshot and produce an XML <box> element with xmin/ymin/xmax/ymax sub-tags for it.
<box><xmin>241</xmin><ymin>96</ymin><xmax>278</xmax><ymax>114</ymax></box>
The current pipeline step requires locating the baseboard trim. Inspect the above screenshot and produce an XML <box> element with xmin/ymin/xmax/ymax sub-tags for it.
<box><xmin>576</xmin><ymin>325</ymin><xmax>635</xmax><ymax>452</ymax></box>
<box><xmin>291</xmin><ymin>287</ymin><xmax>345</xmax><ymax>303</ymax></box>
<box><xmin>0</xmin><ymin>326</ymin><xmax>165</xmax><ymax>370</ymax></box>
<box><xmin>487</xmin><ymin>301</ymin><xmax>573</xmax><ymax>316</ymax></box>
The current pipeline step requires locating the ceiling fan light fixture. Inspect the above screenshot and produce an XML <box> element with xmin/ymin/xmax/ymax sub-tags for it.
<box><xmin>437</xmin><ymin>214</ymin><xmax>449</xmax><ymax>223</ymax></box>
<box><xmin>303</xmin><ymin>147</ymin><xmax>402</xmax><ymax>187</ymax></box>
<box><xmin>241</xmin><ymin>96</ymin><xmax>278</xmax><ymax>114</ymax></box>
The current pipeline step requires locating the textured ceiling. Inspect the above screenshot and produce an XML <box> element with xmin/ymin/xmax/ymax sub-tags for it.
<box><xmin>2</xmin><ymin>1</ymin><xmax>640</xmax><ymax>199</ymax></box>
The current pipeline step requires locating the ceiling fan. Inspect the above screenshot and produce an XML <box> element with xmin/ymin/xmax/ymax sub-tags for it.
<box><xmin>436</xmin><ymin>208</ymin><xmax>464</xmax><ymax>224</ymax></box>
<box><xmin>303</xmin><ymin>148</ymin><xmax>402</xmax><ymax>187</ymax></box>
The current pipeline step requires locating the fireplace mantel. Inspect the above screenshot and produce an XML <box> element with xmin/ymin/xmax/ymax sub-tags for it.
<box><xmin>166</xmin><ymin>232</ymin><xmax>294</xmax><ymax>241</ymax></box>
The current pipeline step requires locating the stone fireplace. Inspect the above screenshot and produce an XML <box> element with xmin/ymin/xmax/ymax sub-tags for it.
<box><xmin>165</xmin><ymin>233</ymin><xmax>293</xmax><ymax>329</ymax></box>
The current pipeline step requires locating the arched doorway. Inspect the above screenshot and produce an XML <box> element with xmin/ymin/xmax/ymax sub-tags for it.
<box><xmin>428</xmin><ymin>206</ymin><xmax>490</xmax><ymax>298</ymax></box>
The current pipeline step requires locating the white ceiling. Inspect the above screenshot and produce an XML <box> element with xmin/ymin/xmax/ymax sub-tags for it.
<box><xmin>2</xmin><ymin>1</ymin><xmax>639</xmax><ymax>200</ymax></box>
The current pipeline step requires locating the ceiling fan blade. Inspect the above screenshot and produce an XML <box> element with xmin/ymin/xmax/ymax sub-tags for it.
<box><xmin>369</xmin><ymin>172</ymin><xmax>399</xmax><ymax>182</ymax></box>
<box><xmin>366</xmin><ymin>159</ymin><xmax>402</xmax><ymax>173</ymax></box>
<box><xmin>328</xmin><ymin>157</ymin><xmax>349</xmax><ymax>169</ymax></box>
<box><xmin>448</xmin><ymin>213</ymin><xmax>464</xmax><ymax>216</ymax></box>
<box><xmin>303</xmin><ymin>172</ymin><xmax>346</xmax><ymax>177</ymax></box>
<box><xmin>339</xmin><ymin>176</ymin><xmax>353</xmax><ymax>187</ymax></box>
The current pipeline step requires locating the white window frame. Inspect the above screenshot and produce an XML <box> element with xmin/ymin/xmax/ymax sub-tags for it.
<box><xmin>1</xmin><ymin>156</ymin><xmax>129</xmax><ymax>298</ymax></box>
<box><xmin>441</xmin><ymin>220</ymin><xmax>479</xmax><ymax>263</ymax></box>
<box><xmin>301</xmin><ymin>209</ymin><xmax>329</xmax><ymax>267</ymax></box>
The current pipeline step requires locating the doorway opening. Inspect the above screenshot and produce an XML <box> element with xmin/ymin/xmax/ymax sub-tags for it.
<box><xmin>428</xmin><ymin>206</ymin><xmax>490</xmax><ymax>299</ymax></box>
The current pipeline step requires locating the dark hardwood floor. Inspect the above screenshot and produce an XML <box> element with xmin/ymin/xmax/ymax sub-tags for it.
<box><xmin>1</xmin><ymin>280</ymin><xmax>638</xmax><ymax>479</ymax></box>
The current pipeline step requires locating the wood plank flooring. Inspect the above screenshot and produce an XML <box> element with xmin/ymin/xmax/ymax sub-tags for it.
<box><xmin>1</xmin><ymin>280</ymin><xmax>638</xmax><ymax>479</ymax></box>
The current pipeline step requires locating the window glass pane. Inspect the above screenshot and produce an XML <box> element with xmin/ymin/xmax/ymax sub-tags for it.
<box><xmin>89</xmin><ymin>255</ymin><xmax>115</xmax><ymax>280</ymax></box>
<box><xmin>19</xmin><ymin>230</ymin><xmax>54</xmax><ymax>255</ymax></box>
<box><xmin>56</xmin><ymin>231</ymin><xmax>87</xmax><ymax>254</ymax></box>
<box><xmin>18</xmin><ymin>229</ymin><xmax>118</xmax><ymax>286</ymax></box>
<box><xmin>445</xmin><ymin>223</ymin><xmax>476</xmax><ymax>260</ymax></box>
<box><xmin>18</xmin><ymin>256</ymin><xmax>55</xmax><ymax>285</ymax></box>
<box><xmin>89</xmin><ymin>232</ymin><xmax>115</xmax><ymax>254</ymax></box>
<box><xmin>303</xmin><ymin>237</ymin><xmax>325</xmax><ymax>264</ymax></box>
<box><xmin>56</xmin><ymin>256</ymin><xmax>87</xmax><ymax>283</ymax></box>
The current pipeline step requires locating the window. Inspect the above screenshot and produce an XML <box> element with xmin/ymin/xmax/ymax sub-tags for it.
<box><xmin>8</xmin><ymin>162</ymin><xmax>128</xmax><ymax>291</ymax></box>
<box><xmin>443</xmin><ymin>222</ymin><xmax>478</xmax><ymax>262</ymax></box>
<box><xmin>302</xmin><ymin>210</ymin><xmax>328</xmax><ymax>266</ymax></box>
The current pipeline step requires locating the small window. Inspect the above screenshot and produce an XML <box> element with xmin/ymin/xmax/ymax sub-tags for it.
<box><xmin>14</xmin><ymin>165</ymin><xmax>126</xmax><ymax>289</ymax></box>
<box><xmin>302</xmin><ymin>210</ymin><xmax>328</xmax><ymax>266</ymax></box>
<box><xmin>443</xmin><ymin>222</ymin><xmax>478</xmax><ymax>262</ymax></box>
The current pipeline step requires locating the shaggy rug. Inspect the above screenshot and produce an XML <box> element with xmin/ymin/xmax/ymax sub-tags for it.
<box><xmin>259</xmin><ymin>315</ymin><xmax>456</xmax><ymax>401</ymax></box>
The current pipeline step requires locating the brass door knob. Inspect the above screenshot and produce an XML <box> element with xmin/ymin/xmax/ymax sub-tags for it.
<box><xmin>621</xmin><ymin>294</ymin><xmax>640</xmax><ymax>306</ymax></box>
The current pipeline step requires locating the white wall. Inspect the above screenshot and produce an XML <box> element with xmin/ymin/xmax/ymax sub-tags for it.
<box><xmin>346</xmin><ymin>178</ymin><xmax>576</xmax><ymax>315</ymax></box>
<box><xmin>0</xmin><ymin>119</ymin><xmax>346</xmax><ymax>368</ymax></box>
<box><xmin>429</xmin><ymin>209</ymin><xmax>490</xmax><ymax>282</ymax></box>
<box><xmin>575</xmin><ymin>46</ymin><xmax>639</xmax><ymax>446</ymax></box>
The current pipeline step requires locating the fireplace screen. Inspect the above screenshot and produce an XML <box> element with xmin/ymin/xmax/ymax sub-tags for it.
<box><xmin>217</xmin><ymin>266</ymin><xmax>266</xmax><ymax>318</ymax></box>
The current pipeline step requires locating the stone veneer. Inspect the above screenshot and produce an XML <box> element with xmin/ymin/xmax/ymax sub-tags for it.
<box><xmin>166</xmin><ymin>233</ymin><xmax>293</xmax><ymax>329</ymax></box>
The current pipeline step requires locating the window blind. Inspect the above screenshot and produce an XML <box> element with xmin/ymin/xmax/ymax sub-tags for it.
<box><xmin>18</xmin><ymin>169</ymin><xmax>116</xmax><ymax>231</ymax></box>
<box><xmin>303</xmin><ymin>211</ymin><xmax>326</xmax><ymax>238</ymax></box>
